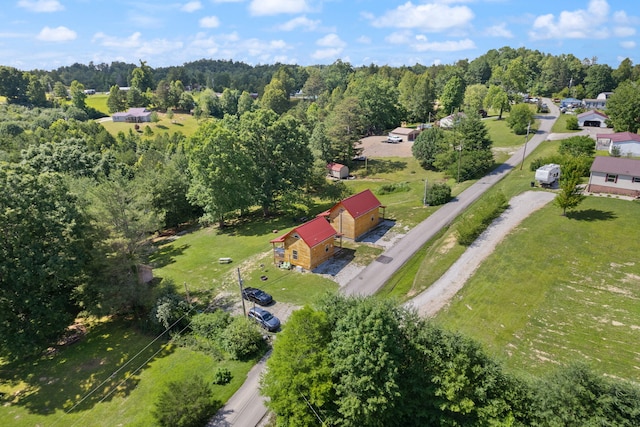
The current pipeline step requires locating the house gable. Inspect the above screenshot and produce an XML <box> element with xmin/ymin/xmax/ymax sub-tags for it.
<box><xmin>587</xmin><ymin>157</ymin><xmax>640</xmax><ymax>197</ymax></box>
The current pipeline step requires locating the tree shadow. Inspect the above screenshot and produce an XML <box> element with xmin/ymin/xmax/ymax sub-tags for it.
<box><xmin>358</xmin><ymin>158</ymin><xmax>408</xmax><ymax>175</ymax></box>
<box><xmin>148</xmin><ymin>242</ymin><xmax>190</xmax><ymax>268</ymax></box>
<box><xmin>156</xmin><ymin>125</ymin><xmax>168</xmax><ymax>129</ymax></box>
<box><xmin>566</xmin><ymin>209</ymin><xmax>617</xmax><ymax>221</ymax></box>
<box><xmin>0</xmin><ymin>320</ymin><xmax>174</xmax><ymax>415</ymax></box>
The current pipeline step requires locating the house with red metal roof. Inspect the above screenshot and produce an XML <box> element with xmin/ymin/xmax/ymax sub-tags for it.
<box><xmin>596</xmin><ymin>132</ymin><xmax>640</xmax><ymax>157</ymax></box>
<box><xmin>319</xmin><ymin>189</ymin><xmax>385</xmax><ymax>240</ymax></box>
<box><xmin>269</xmin><ymin>217</ymin><xmax>338</xmax><ymax>270</ymax></box>
<box><xmin>587</xmin><ymin>157</ymin><xmax>640</xmax><ymax>198</ymax></box>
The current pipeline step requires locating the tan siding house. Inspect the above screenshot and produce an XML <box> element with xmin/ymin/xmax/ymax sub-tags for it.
<box><xmin>320</xmin><ymin>189</ymin><xmax>385</xmax><ymax>240</ymax></box>
<box><xmin>269</xmin><ymin>217</ymin><xmax>338</xmax><ymax>270</ymax></box>
<box><xmin>587</xmin><ymin>157</ymin><xmax>640</xmax><ymax>197</ymax></box>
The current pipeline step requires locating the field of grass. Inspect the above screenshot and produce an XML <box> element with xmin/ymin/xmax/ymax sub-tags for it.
<box><xmin>85</xmin><ymin>94</ymin><xmax>109</xmax><ymax>116</ymax></box>
<box><xmin>550</xmin><ymin>112</ymin><xmax>583</xmax><ymax>133</ymax></box>
<box><xmin>0</xmin><ymin>319</ymin><xmax>257</xmax><ymax>426</ymax></box>
<box><xmin>435</xmin><ymin>196</ymin><xmax>640</xmax><ymax>381</ymax></box>
<box><xmin>100</xmin><ymin>111</ymin><xmax>202</xmax><ymax>138</ymax></box>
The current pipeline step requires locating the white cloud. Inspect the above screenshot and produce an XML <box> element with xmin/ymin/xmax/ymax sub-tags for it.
<box><xmin>199</xmin><ymin>16</ymin><xmax>220</xmax><ymax>28</ymax></box>
<box><xmin>316</xmin><ymin>33</ymin><xmax>345</xmax><ymax>48</ymax></box>
<box><xmin>485</xmin><ymin>23</ymin><xmax>513</xmax><ymax>38</ymax></box>
<box><xmin>93</xmin><ymin>32</ymin><xmax>142</xmax><ymax>48</ymax></box>
<box><xmin>529</xmin><ymin>0</ymin><xmax>612</xmax><ymax>40</ymax></box>
<box><xmin>17</xmin><ymin>0</ymin><xmax>63</xmax><ymax>12</ymax></box>
<box><xmin>613</xmin><ymin>27</ymin><xmax>635</xmax><ymax>37</ymax></box>
<box><xmin>181</xmin><ymin>1</ymin><xmax>202</xmax><ymax>12</ymax></box>
<box><xmin>92</xmin><ymin>32</ymin><xmax>183</xmax><ymax>62</ymax></box>
<box><xmin>249</xmin><ymin>0</ymin><xmax>310</xmax><ymax>16</ymax></box>
<box><xmin>386</xmin><ymin>31</ymin><xmax>412</xmax><ymax>45</ymax></box>
<box><xmin>278</xmin><ymin>15</ymin><xmax>320</xmax><ymax>31</ymax></box>
<box><xmin>620</xmin><ymin>40</ymin><xmax>636</xmax><ymax>49</ymax></box>
<box><xmin>311</xmin><ymin>48</ymin><xmax>342</xmax><ymax>60</ymax></box>
<box><xmin>37</xmin><ymin>26</ymin><xmax>76</xmax><ymax>42</ymax></box>
<box><xmin>411</xmin><ymin>37</ymin><xmax>475</xmax><ymax>52</ymax></box>
<box><xmin>370</xmin><ymin>2</ymin><xmax>474</xmax><ymax>31</ymax></box>
<box><xmin>357</xmin><ymin>36</ymin><xmax>371</xmax><ymax>44</ymax></box>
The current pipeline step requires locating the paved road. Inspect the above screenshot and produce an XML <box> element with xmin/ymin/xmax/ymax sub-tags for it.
<box><xmin>343</xmin><ymin>101</ymin><xmax>560</xmax><ymax>296</ymax></box>
<box><xmin>210</xmin><ymin>100</ymin><xmax>560</xmax><ymax>426</ymax></box>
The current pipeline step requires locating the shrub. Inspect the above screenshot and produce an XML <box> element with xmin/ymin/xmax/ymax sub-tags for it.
<box><xmin>213</xmin><ymin>367</ymin><xmax>232</xmax><ymax>385</ymax></box>
<box><xmin>190</xmin><ymin>311</ymin><xmax>231</xmax><ymax>341</ymax></box>
<box><xmin>153</xmin><ymin>375</ymin><xmax>220</xmax><ymax>427</ymax></box>
<box><xmin>456</xmin><ymin>192</ymin><xmax>508</xmax><ymax>246</ymax></box>
<box><xmin>221</xmin><ymin>316</ymin><xmax>264</xmax><ymax>360</ymax></box>
<box><xmin>378</xmin><ymin>181</ymin><xmax>410</xmax><ymax>195</ymax></box>
<box><xmin>565</xmin><ymin>115</ymin><xmax>579</xmax><ymax>130</ymax></box>
<box><xmin>425</xmin><ymin>182</ymin><xmax>451</xmax><ymax>206</ymax></box>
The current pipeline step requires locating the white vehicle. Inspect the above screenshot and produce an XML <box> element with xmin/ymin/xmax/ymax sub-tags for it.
<box><xmin>535</xmin><ymin>163</ymin><xmax>561</xmax><ymax>186</ymax></box>
<box><xmin>387</xmin><ymin>135</ymin><xmax>402</xmax><ymax>143</ymax></box>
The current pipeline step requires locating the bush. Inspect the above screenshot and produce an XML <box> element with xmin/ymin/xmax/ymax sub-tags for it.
<box><xmin>456</xmin><ymin>192</ymin><xmax>508</xmax><ymax>246</ymax></box>
<box><xmin>221</xmin><ymin>316</ymin><xmax>264</xmax><ymax>360</ymax></box>
<box><xmin>378</xmin><ymin>181</ymin><xmax>410</xmax><ymax>195</ymax></box>
<box><xmin>153</xmin><ymin>375</ymin><xmax>221</xmax><ymax>427</ymax></box>
<box><xmin>425</xmin><ymin>182</ymin><xmax>451</xmax><ymax>206</ymax></box>
<box><xmin>565</xmin><ymin>115</ymin><xmax>579</xmax><ymax>130</ymax></box>
<box><xmin>190</xmin><ymin>311</ymin><xmax>231</xmax><ymax>341</ymax></box>
<box><xmin>213</xmin><ymin>367</ymin><xmax>232</xmax><ymax>385</ymax></box>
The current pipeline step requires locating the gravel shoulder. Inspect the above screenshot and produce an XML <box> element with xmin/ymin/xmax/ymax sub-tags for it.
<box><xmin>405</xmin><ymin>190</ymin><xmax>557</xmax><ymax>317</ymax></box>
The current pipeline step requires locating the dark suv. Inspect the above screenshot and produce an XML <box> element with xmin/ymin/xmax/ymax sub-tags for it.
<box><xmin>248</xmin><ymin>307</ymin><xmax>280</xmax><ymax>332</ymax></box>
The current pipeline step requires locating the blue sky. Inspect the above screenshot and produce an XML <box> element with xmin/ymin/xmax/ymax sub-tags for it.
<box><xmin>1</xmin><ymin>0</ymin><xmax>638</xmax><ymax>71</ymax></box>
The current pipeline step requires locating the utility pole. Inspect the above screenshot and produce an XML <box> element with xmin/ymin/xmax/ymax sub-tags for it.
<box><xmin>423</xmin><ymin>178</ymin><xmax>428</xmax><ymax>206</ymax></box>
<box><xmin>520</xmin><ymin>121</ymin><xmax>531</xmax><ymax>171</ymax></box>
<box><xmin>183</xmin><ymin>282</ymin><xmax>191</xmax><ymax>305</ymax></box>
<box><xmin>237</xmin><ymin>268</ymin><xmax>246</xmax><ymax>317</ymax></box>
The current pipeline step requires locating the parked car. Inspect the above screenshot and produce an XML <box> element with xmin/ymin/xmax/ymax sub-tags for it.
<box><xmin>387</xmin><ymin>135</ymin><xmax>402</xmax><ymax>143</ymax></box>
<box><xmin>242</xmin><ymin>287</ymin><xmax>273</xmax><ymax>305</ymax></box>
<box><xmin>478</xmin><ymin>109</ymin><xmax>487</xmax><ymax>118</ymax></box>
<box><xmin>248</xmin><ymin>307</ymin><xmax>280</xmax><ymax>332</ymax></box>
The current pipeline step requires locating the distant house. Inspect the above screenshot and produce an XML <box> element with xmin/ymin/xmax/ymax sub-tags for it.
<box><xmin>83</xmin><ymin>89</ymin><xmax>96</xmax><ymax>95</ymax></box>
<box><xmin>269</xmin><ymin>217</ymin><xmax>338</xmax><ymax>270</ymax></box>
<box><xmin>560</xmin><ymin>97</ymin><xmax>582</xmax><ymax>108</ymax></box>
<box><xmin>587</xmin><ymin>157</ymin><xmax>640</xmax><ymax>197</ymax></box>
<box><xmin>112</xmin><ymin>107</ymin><xmax>152</xmax><ymax>123</ymax></box>
<box><xmin>595</xmin><ymin>132</ymin><xmax>640</xmax><ymax>157</ymax></box>
<box><xmin>389</xmin><ymin>127</ymin><xmax>421</xmax><ymax>142</ymax></box>
<box><xmin>577</xmin><ymin>110</ymin><xmax>608</xmax><ymax>128</ymax></box>
<box><xmin>327</xmin><ymin>162</ymin><xmax>349</xmax><ymax>179</ymax></box>
<box><xmin>439</xmin><ymin>112</ymin><xmax>465</xmax><ymax>129</ymax></box>
<box><xmin>582</xmin><ymin>98</ymin><xmax>607</xmax><ymax>110</ymax></box>
<box><xmin>319</xmin><ymin>189</ymin><xmax>385</xmax><ymax>240</ymax></box>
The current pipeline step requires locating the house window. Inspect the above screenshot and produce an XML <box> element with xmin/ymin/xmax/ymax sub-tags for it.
<box><xmin>606</xmin><ymin>174</ymin><xmax>618</xmax><ymax>183</ymax></box>
<box><xmin>325</xmin><ymin>245</ymin><xmax>330</xmax><ymax>252</ymax></box>
<box><xmin>633</xmin><ymin>177</ymin><xmax>640</xmax><ymax>183</ymax></box>
<box><xmin>371</xmin><ymin>215</ymin><xmax>375</xmax><ymax>222</ymax></box>
<box><xmin>292</xmin><ymin>250</ymin><xmax>298</xmax><ymax>260</ymax></box>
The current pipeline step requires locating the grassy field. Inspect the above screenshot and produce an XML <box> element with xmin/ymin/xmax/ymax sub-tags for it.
<box><xmin>435</xmin><ymin>196</ymin><xmax>640</xmax><ymax>381</ymax></box>
<box><xmin>100</xmin><ymin>111</ymin><xmax>201</xmax><ymax>138</ymax></box>
<box><xmin>0</xmin><ymin>319</ymin><xmax>257</xmax><ymax>427</ymax></box>
<box><xmin>85</xmin><ymin>94</ymin><xmax>109</xmax><ymax>115</ymax></box>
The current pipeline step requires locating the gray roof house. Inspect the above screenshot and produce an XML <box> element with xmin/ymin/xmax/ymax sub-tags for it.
<box><xmin>112</xmin><ymin>107</ymin><xmax>152</xmax><ymax>123</ymax></box>
<box><xmin>587</xmin><ymin>156</ymin><xmax>640</xmax><ymax>197</ymax></box>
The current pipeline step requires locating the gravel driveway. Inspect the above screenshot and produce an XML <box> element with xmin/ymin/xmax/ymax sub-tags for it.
<box><xmin>405</xmin><ymin>190</ymin><xmax>557</xmax><ymax>317</ymax></box>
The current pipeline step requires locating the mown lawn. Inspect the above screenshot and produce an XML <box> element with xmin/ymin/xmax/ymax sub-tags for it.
<box><xmin>0</xmin><ymin>319</ymin><xmax>257</xmax><ymax>427</ymax></box>
<box><xmin>435</xmin><ymin>196</ymin><xmax>640</xmax><ymax>381</ymax></box>
<box><xmin>100</xmin><ymin>112</ymin><xmax>201</xmax><ymax>139</ymax></box>
<box><xmin>85</xmin><ymin>94</ymin><xmax>109</xmax><ymax>115</ymax></box>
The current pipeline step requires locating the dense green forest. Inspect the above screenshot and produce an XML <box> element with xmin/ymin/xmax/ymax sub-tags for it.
<box><xmin>2</xmin><ymin>45</ymin><xmax>640</xmax><ymax>425</ymax></box>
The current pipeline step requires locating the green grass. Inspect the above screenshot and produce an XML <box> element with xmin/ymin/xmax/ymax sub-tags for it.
<box><xmin>85</xmin><ymin>94</ymin><xmax>109</xmax><ymax>115</ymax></box>
<box><xmin>100</xmin><ymin>112</ymin><xmax>201</xmax><ymax>138</ymax></box>
<box><xmin>434</xmin><ymin>197</ymin><xmax>640</xmax><ymax>381</ymax></box>
<box><xmin>0</xmin><ymin>319</ymin><xmax>257</xmax><ymax>427</ymax></box>
<box><xmin>550</xmin><ymin>112</ymin><xmax>583</xmax><ymax>133</ymax></box>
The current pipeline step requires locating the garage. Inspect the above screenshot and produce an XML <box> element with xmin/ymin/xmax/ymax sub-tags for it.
<box><xmin>577</xmin><ymin>110</ymin><xmax>608</xmax><ymax>128</ymax></box>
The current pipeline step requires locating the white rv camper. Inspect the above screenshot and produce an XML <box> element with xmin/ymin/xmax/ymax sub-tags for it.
<box><xmin>534</xmin><ymin>164</ymin><xmax>561</xmax><ymax>187</ymax></box>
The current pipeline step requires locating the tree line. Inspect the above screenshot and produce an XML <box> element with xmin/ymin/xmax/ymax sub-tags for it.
<box><xmin>262</xmin><ymin>295</ymin><xmax>640</xmax><ymax>426</ymax></box>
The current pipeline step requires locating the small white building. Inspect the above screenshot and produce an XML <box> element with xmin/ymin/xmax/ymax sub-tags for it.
<box><xmin>439</xmin><ymin>112</ymin><xmax>465</xmax><ymax>129</ymax></box>
<box><xmin>389</xmin><ymin>127</ymin><xmax>421</xmax><ymax>142</ymax></box>
<box><xmin>596</xmin><ymin>132</ymin><xmax>640</xmax><ymax>157</ymax></box>
<box><xmin>587</xmin><ymin>157</ymin><xmax>640</xmax><ymax>197</ymax></box>
<box><xmin>327</xmin><ymin>162</ymin><xmax>349</xmax><ymax>179</ymax></box>
<box><xmin>577</xmin><ymin>110</ymin><xmax>608</xmax><ymax>128</ymax></box>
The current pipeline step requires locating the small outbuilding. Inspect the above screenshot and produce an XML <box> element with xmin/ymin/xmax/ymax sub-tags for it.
<box><xmin>327</xmin><ymin>162</ymin><xmax>349</xmax><ymax>179</ymax></box>
<box><xmin>439</xmin><ymin>112</ymin><xmax>465</xmax><ymax>129</ymax></box>
<box><xmin>269</xmin><ymin>217</ymin><xmax>338</xmax><ymax>270</ymax></box>
<box><xmin>560</xmin><ymin>97</ymin><xmax>582</xmax><ymax>108</ymax></box>
<box><xmin>577</xmin><ymin>110</ymin><xmax>608</xmax><ymax>128</ymax></box>
<box><xmin>389</xmin><ymin>127</ymin><xmax>421</xmax><ymax>142</ymax></box>
<box><xmin>596</xmin><ymin>132</ymin><xmax>640</xmax><ymax>157</ymax></box>
<box><xmin>587</xmin><ymin>157</ymin><xmax>640</xmax><ymax>197</ymax></box>
<box><xmin>318</xmin><ymin>189</ymin><xmax>385</xmax><ymax>240</ymax></box>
